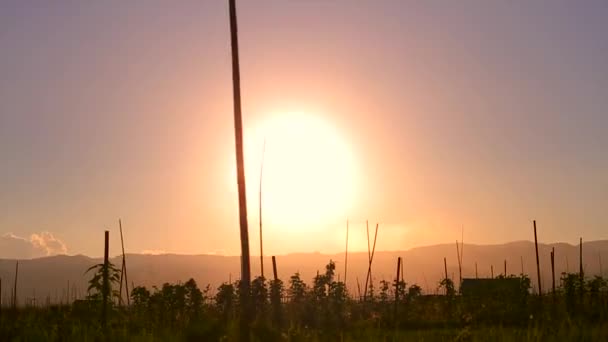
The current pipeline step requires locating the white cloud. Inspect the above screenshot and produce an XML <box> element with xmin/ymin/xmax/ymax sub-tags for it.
<box><xmin>0</xmin><ymin>232</ymin><xmax>67</xmax><ymax>259</ymax></box>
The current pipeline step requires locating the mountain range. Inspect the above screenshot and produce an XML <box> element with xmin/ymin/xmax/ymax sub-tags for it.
<box><xmin>1</xmin><ymin>240</ymin><xmax>606</xmax><ymax>305</ymax></box>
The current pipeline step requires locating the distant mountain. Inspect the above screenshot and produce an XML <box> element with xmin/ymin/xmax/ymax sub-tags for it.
<box><xmin>1</xmin><ymin>240</ymin><xmax>607</xmax><ymax>305</ymax></box>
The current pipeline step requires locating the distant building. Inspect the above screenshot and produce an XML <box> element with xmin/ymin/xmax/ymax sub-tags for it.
<box><xmin>460</xmin><ymin>277</ymin><xmax>525</xmax><ymax>298</ymax></box>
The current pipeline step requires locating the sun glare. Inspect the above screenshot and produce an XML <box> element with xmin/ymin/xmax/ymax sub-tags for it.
<box><xmin>245</xmin><ymin>112</ymin><xmax>356</xmax><ymax>229</ymax></box>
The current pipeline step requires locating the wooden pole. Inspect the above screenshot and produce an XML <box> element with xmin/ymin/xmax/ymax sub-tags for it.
<box><xmin>363</xmin><ymin>223</ymin><xmax>379</xmax><ymax>300</ymax></box>
<box><xmin>13</xmin><ymin>261</ymin><xmax>18</xmax><ymax>309</ymax></box>
<box><xmin>344</xmin><ymin>219</ymin><xmax>349</xmax><ymax>286</ymax></box>
<box><xmin>491</xmin><ymin>265</ymin><xmax>494</xmax><ymax>279</ymax></box>
<box><xmin>259</xmin><ymin>140</ymin><xmax>266</xmax><ymax>279</ymax></box>
<box><xmin>504</xmin><ymin>260</ymin><xmax>507</xmax><ymax>277</ymax></box>
<box><xmin>272</xmin><ymin>256</ymin><xmax>278</xmax><ymax>281</ymax></box>
<box><xmin>550</xmin><ymin>247</ymin><xmax>555</xmax><ymax>295</ymax></box>
<box><xmin>456</xmin><ymin>240</ymin><xmax>462</xmax><ymax>287</ymax></box>
<box><xmin>102</xmin><ymin>230</ymin><xmax>109</xmax><ymax>329</ymax></box>
<box><xmin>444</xmin><ymin>257</ymin><xmax>448</xmax><ymax>280</ymax></box>
<box><xmin>534</xmin><ymin>220</ymin><xmax>542</xmax><ymax>295</ymax></box>
<box><xmin>394</xmin><ymin>257</ymin><xmax>401</xmax><ymax>319</ymax></box>
<box><xmin>579</xmin><ymin>237</ymin><xmax>583</xmax><ymax>278</ymax></box>
<box><xmin>228</xmin><ymin>1</ymin><xmax>251</xmax><ymax>339</ymax></box>
<box><xmin>119</xmin><ymin>219</ymin><xmax>130</xmax><ymax>306</ymax></box>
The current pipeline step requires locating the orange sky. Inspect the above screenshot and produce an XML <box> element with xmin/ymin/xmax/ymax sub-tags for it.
<box><xmin>1</xmin><ymin>1</ymin><xmax>607</xmax><ymax>258</ymax></box>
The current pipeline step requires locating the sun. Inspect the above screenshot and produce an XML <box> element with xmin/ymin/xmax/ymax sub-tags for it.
<box><xmin>245</xmin><ymin>112</ymin><xmax>356</xmax><ymax>228</ymax></box>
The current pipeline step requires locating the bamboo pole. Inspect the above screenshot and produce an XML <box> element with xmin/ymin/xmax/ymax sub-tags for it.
<box><xmin>456</xmin><ymin>240</ymin><xmax>462</xmax><ymax>287</ymax></box>
<box><xmin>394</xmin><ymin>257</ymin><xmax>401</xmax><ymax>319</ymax></box>
<box><xmin>272</xmin><ymin>256</ymin><xmax>278</xmax><ymax>281</ymax></box>
<box><xmin>550</xmin><ymin>247</ymin><xmax>555</xmax><ymax>295</ymax></box>
<box><xmin>102</xmin><ymin>230</ymin><xmax>109</xmax><ymax>329</ymax></box>
<box><xmin>119</xmin><ymin>219</ymin><xmax>130</xmax><ymax>306</ymax></box>
<box><xmin>13</xmin><ymin>261</ymin><xmax>18</xmax><ymax>309</ymax></box>
<box><xmin>363</xmin><ymin>223</ymin><xmax>379</xmax><ymax>300</ymax></box>
<box><xmin>259</xmin><ymin>140</ymin><xmax>266</xmax><ymax>279</ymax></box>
<box><xmin>228</xmin><ymin>1</ymin><xmax>251</xmax><ymax>339</ymax></box>
<box><xmin>534</xmin><ymin>220</ymin><xmax>542</xmax><ymax>295</ymax></box>
<box><xmin>504</xmin><ymin>260</ymin><xmax>507</xmax><ymax>277</ymax></box>
<box><xmin>344</xmin><ymin>219</ymin><xmax>349</xmax><ymax>286</ymax></box>
<box><xmin>444</xmin><ymin>257</ymin><xmax>448</xmax><ymax>281</ymax></box>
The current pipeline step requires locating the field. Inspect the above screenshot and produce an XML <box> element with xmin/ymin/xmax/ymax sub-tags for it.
<box><xmin>1</xmin><ymin>260</ymin><xmax>606</xmax><ymax>341</ymax></box>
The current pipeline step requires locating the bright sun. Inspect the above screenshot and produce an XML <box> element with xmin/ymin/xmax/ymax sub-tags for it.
<box><xmin>245</xmin><ymin>112</ymin><xmax>356</xmax><ymax>228</ymax></box>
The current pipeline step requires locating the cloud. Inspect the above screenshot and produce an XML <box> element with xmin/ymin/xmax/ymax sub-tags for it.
<box><xmin>0</xmin><ymin>232</ymin><xmax>67</xmax><ymax>259</ymax></box>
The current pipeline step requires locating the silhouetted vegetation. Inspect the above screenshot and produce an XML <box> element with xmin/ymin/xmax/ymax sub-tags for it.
<box><xmin>1</xmin><ymin>260</ymin><xmax>607</xmax><ymax>341</ymax></box>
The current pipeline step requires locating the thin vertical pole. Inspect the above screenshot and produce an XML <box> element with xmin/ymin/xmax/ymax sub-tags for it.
<box><xmin>534</xmin><ymin>220</ymin><xmax>542</xmax><ymax>295</ymax></box>
<box><xmin>228</xmin><ymin>1</ymin><xmax>251</xmax><ymax>339</ymax></box>
<box><xmin>491</xmin><ymin>265</ymin><xmax>494</xmax><ymax>279</ymax></box>
<box><xmin>550</xmin><ymin>248</ymin><xmax>555</xmax><ymax>295</ymax></box>
<box><xmin>599</xmin><ymin>253</ymin><xmax>603</xmax><ymax>277</ymax></box>
<box><xmin>521</xmin><ymin>256</ymin><xmax>524</xmax><ymax>275</ymax></box>
<box><xmin>13</xmin><ymin>261</ymin><xmax>18</xmax><ymax>309</ymax></box>
<box><xmin>475</xmin><ymin>262</ymin><xmax>478</xmax><ymax>279</ymax></box>
<box><xmin>394</xmin><ymin>257</ymin><xmax>401</xmax><ymax>319</ymax></box>
<box><xmin>444</xmin><ymin>257</ymin><xmax>448</xmax><ymax>280</ymax></box>
<box><xmin>344</xmin><ymin>219</ymin><xmax>349</xmax><ymax>286</ymax></box>
<box><xmin>119</xmin><ymin>219</ymin><xmax>130</xmax><ymax>306</ymax></box>
<box><xmin>272</xmin><ymin>256</ymin><xmax>278</xmax><ymax>281</ymax></box>
<box><xmin>456</xmin><ymin>240</ymin><xmax>462</xmax><ymax>287</ymax></box>
<box><xmin>363</xmin><ymin>223</ymin><xmax>379</xmax><ymax>300</ymax></box>
<box><xmin>259</xmin><ymin>140</ymin><xmax>266</xmax><ymax>279</ymax></box>
<box><xmin>504</xmin><ymin>260</ymin><xmax>507</xmax><ymax>277</ymax></box>
<box><xmin>102</xmin><ymin>230</ymin><xmax>109</xmax><ymax>329</ymax></box>
<box><xmin>579</xmin><ymin>237</ymin><xmax>583</xmax><ymax>278</ymax></box>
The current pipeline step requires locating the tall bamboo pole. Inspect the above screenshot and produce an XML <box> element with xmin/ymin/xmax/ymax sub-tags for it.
<box><xmin>228</xmin><ymin>1</ymin><xmax>251</xmax><ymax>339</ymax></box>
<box><xmin>344</xmin><ymin>219</ymin><xmax>349</xmax><ymax>286</ymax></box>
<box><xmin>534</xmin><ymin>220</ymin><xmax>542</xmax><ymax>295</ymax></box>
<box><xmin>272</xmin><ymin>256</ymin><xmax>278</xmax><ymax>281</ymax></box>
<box><xmin>504</xmin><ymin>260</ymin><xmax>507</xmax><ymax>277</ymax></box>
<box><xmin>259</xmin><ymin>140</ymin><xmax>266</xmax><ymax>279</ymax></box>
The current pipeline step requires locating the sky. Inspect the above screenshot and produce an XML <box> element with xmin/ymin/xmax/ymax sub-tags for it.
<box><xmin>1</xmin><ymin>1</ymin><xmax>607</xmax><ymax>258</ymax></box>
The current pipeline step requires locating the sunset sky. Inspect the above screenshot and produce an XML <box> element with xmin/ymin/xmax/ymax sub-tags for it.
<box><xmin>1</xmin><ymin>1</ymin><xmax>607</xmax><ymax>258</ymax></box>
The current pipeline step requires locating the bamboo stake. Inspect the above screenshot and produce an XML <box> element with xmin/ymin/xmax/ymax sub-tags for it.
<box><xmin>444</xmin><ymin>257</ymin><xmax>448</xmax><ymax>281</ymax></box>
<box><xmin>534</xmin><ymin>220</ymin><xmax>542</xmax><ymax>295</ymax></box>
<box><xmin>394</xmin><ymin>257</ymin><xmax>401</xmax><ymax>319</ymax></box>
<box><xmin>456</xmin><ymin>240</ymin><xmax>462</xmax><ymax>287</ymax></box>
<box><xmin>228</xmin><ymin>1</ymin><xmax>251</xmax><ymax>339</ymax></box>
<box><xmin>259</xmin><ymin>140</ymin><xmax>266</xmax><ymax>279</ymax></box>
<box><xmin>550</xmin><ymin>247</ymin><xmax>555</xmax><ymax>295</ymax></box>
<box><xmin>119</xmin><ymin>219</ymin><xmax>130</xmax><ymax>306</ymax></box>
<box><xmin>363</xmin><ymin>222</ymin><xmax>379</xmax><ymax>300</ymax></box>
<box><xmin>272</xmin><ymin>256</ymin><xmax>278</xmax><ymax>281</ymax></box>
<box><xmin>344</xmin><ymin>219</ymin><xmax>349</xmax><ymax>286</ymax></box>
<box><xmin>13</xmin><ymin>261</ymin><xmax>18</xmax><ymax>309</ymax></box>
<box><xmin>102</xmin><ymin>230</ymin><xmax>109</xmax><ymax>329</ymax></box>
